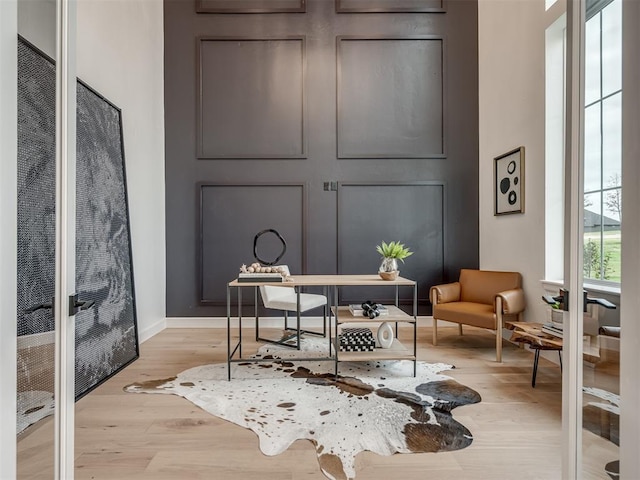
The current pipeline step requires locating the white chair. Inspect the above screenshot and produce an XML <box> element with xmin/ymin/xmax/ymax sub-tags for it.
<box><xmin>257</xmin><ymin>270</ymin><xmax>328</xmax><ymax>349</ymax></box>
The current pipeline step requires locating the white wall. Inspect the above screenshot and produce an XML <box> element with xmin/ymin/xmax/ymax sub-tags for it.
<box><xmin>17</xmin><ymin>0</ymin><xmax>56</xmax><ymax>58</ymax></box>
<box><xmin>479</xmin><ymin>0</ymin><xmax>555</xmax><ymax>325</ymax></box>
<box><xmin>77</xmin><ymin>0</ymin><xmax>166</xmax><ymax>341</ymax></box>
<box><xmin>0</xmin><ymin>3</ymin><xmax>18</xmax><ymax>478</ymax></box>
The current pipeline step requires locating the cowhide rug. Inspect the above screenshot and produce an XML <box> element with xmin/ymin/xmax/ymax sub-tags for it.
<box><xmin>125</xmin><ymin>336</ymin><xmax>481</xmax><ymax>480</ymax></box>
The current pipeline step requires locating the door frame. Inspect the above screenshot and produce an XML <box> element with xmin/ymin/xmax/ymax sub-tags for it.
<box><xmin>562</xmin><ymin>0</ymin><xmax>585</xmax><ymax>478</ymax></box>
<box><xmin>620</xmin><ymin>0</ymin><xmax>640</xmax><ymax>477</ymax></box>
<box><xmin>0</xmin><ymin>1</ymin><xmax>18</xmax><ymax>478</ymax></box>
<box><xmin>53</xmin><ymin>0</ymin><xmax>77</xmax><ymax>477</ymax></box>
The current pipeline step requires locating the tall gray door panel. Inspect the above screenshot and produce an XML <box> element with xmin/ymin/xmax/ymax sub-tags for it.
<box><xmin>164</xmin><ymin>0</ymin><xmax>479</xmax><ymax>317</ymax></box>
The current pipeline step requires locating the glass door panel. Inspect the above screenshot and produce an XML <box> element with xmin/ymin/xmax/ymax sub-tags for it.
<box><xmin>16</xmin><ymin>1</ymin><xmax>77</xmax><ymax>478</ymax></box>
<box><xmin>16</xmin><ymin>2</ymin><xmax>58</xmax><ymax>477</ymax></box>
<box><xmin>582</xmin><ymin>0</ymin><xmax>622</xmax><ymax>477</ymax></box>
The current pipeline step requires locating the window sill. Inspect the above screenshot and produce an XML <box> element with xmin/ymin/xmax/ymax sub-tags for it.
<box><xmin>540</xmin><ymin>279</ymin><xmax>620</xmax><ymax>297</ymax></box>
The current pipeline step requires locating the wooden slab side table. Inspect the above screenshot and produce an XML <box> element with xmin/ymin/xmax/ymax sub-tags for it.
<box><xmin>505</xmin><ymin>321</ymin><xmax>563</xmax><ymax>387</ymax></box>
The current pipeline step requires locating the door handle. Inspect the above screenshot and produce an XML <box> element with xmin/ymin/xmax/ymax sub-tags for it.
<box><xmin>69</xmin><ymin>294</ymin><xmax>95</xmax><ymax>316</ymax></box>
<box><xmin>542</xmin><ymin>289</ymin><xmax>616</xmax><ymax>312</ymax></box>
<box><xmin>24</xmin><ymin>296</ymin><xmax>96</xmax><ymax>315</ymax></box>
<box><xmin>24</xmin><ymin>298</ymin><xmax>54</xmax><ymax>314</ymax></box>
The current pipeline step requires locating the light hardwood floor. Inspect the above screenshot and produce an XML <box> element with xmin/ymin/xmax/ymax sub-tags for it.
<box><xmin>17</xmin><ymin>325</ymin><xmax>618</xmax><ymax>480</ymax></box>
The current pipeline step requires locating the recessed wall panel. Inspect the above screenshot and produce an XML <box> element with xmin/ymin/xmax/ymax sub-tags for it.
<box><xmin>336</xmin><ymin>0</ymin><xmax>445</xmax><ymax>13</ymax></box>
<box><xmin>198</xmin><ymin>37</ymin><xmax>306</xmax><ymax>159</ymax></box>
<box><xmin>337</xmin><ymin>37</ymin><xmax>444</xmax><ymax>159</ymax></box>
<box><xmin>200</xmin><ymin>184</ymin><xmax>306</xmax><ymax>305</ymax></box>
<box><xmin>197</xmin><ymin>0</ymin><xmax>305</xmax><ymax>14</ymax></box>
<box><xmin>337</xmin><ymin>183</ymin><xmax>444</xmax><ymax>307</ymax></box>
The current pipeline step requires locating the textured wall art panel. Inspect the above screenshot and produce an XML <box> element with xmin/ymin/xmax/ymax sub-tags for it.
<box><xmin>337</xmin><ymin>37</ymin><xmax>445</xmax><ymax>159</ymax></box>
<box><xmin>336</xmin><ymin>0</ymin><xmax>444</xmax><ymax>13</ymax></box>
<box><xmin>74</xmin><ymin>80</ymin><xmax>139</xmax><ymax>400</ymax></box>
<box><xmin>196</xmin><ymin>0</ymin><xmax>305</xmax><ymax>13</ymax></box>
<box><xmin>16</xmin><ymin>38</ymin><xmax>138</xmax><ymax>410</ymax></box>
<box><xmin>200</xmin><ymin>184</ymin><xmax>306</xmax><ymax>305</ymax></box>
<box><xmin>198</xmin><ymin>37</ymin><xmax>306</xmax><ymax>159</ymax></box>
<box><xmin>337</xmin><ymin>182</ymin><xmax>445</xmax><ymax>309</ymax></box>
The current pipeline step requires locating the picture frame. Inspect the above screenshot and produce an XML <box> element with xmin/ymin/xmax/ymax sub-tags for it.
<box><xmin>494</xmin><ymin>146</ymin><xmax>525</xmax><ymax>215</ymax></box>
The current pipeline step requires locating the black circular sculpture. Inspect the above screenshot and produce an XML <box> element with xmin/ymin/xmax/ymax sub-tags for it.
<box><xmin>253</xmin><ymin>229</ymin><xmax>287</xmax><ymax>266</ymax></box>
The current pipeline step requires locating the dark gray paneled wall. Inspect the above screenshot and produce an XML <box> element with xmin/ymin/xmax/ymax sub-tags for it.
<box><xmin>164</xmin><ymin>0</ymin><xmax>479</xmax><ymax>317</ymax></box>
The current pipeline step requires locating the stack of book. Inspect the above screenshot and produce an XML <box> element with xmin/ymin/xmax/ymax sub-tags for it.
<box><xmin>348</xmin><ymin>304</ymin><xmax>388</xmax><ymax>316</ymax></box>
<box><xmin>237</xmin><ymin>272</ymin><xmax>284</xmax><ymax>283</ymax></box>
<box><xmin>542</xmin><ymin>321</ymin><xmax>563</xmax><ymax>338</ymax></box>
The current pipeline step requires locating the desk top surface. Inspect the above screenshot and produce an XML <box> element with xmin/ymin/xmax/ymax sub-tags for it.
<box><xmin>229</xmin><ymin>274</ymin><xmax>415</xmax><ymax>287</ymax></box>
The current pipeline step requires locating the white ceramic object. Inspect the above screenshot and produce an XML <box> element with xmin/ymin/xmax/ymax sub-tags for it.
<box><xmin>377</xmin><ymin>322</ymin><xmax>394</xmax><ymax>349</ymax></box>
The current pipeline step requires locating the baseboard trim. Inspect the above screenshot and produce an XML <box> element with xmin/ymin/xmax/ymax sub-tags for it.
<box><xmin>17</xmin><ymin>331</ymin><xmax>55</xmax><ymax>349</ymax></box>
<box><xmin>139</xmin><ymin>318</ymin><xmax>167</xmax><ymax>343</ymax></box>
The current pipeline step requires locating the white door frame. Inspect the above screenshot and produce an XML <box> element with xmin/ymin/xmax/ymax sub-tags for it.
<box><xmin>0</xmin><ymin>1</ymin><xmax>19</xmax><ymax>478</ymax></box>
<box><xmin>54</xmin><ymin>0</ymin><xmax>77</xmax><ymax>478</ymax></box>
<box><xmin>620</xmin><ymin>0</ymin><xmax>640</xmax><ymax>477</ymax></box>
<box><xmin>563</xmin><ymin>1</ymin><xmax>586</xmax><ymax>478</ymax></box>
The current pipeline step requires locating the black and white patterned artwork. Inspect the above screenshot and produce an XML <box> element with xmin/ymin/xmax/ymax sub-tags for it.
<box><xmin>74</xmin><ymin>80</ymin><xmax>139</xmax><ymax>399</ymax></box>
<box><xmin>16</xmin><ymin>37</ymin><xmax>139</xmax><ymax>421</ymax></box>
<box><xmin>494</xmin><ymin>146</ymin><xmax>525</xmax><ymax>215</ymax></box>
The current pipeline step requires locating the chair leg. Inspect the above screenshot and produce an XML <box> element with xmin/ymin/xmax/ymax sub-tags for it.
<box><xmin>458</xmin><ymin>323</ymin><xmax>463</xmax><ymax>336</ymax></box>
<box><xmin>432</xmin><ymin>318</ymin><xmax>438</xmax><ymax>346</ymax></box>
<box><xmin>322</xmin><ymin>298</ymin><xmax>327</xmax><ymax>337</ymax></box>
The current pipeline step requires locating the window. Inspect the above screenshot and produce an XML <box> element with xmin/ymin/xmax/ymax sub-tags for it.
<box><xmin>583</xmin><ymin>0</ymin><xmax>622</xmax><ymax>283</ymax></box>
<box><xmin>544</xmin><ymin>15</ymin><xmax>566</xmax><ymax>282</ymax></box>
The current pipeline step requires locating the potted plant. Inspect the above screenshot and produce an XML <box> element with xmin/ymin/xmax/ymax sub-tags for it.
<box><xmin>376</xmin><ymin>241</ymin><xmax>413</xmax><ymax>280</ymax></box>
<box><xmin>550</xmin><ymin>301</ymin><xmax>564</xmax><ymax>325</ymax></box>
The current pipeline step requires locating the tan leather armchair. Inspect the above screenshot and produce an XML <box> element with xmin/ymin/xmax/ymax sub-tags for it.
<box><xmin>430</xmin><ymin>269</ymin><xmax>526</xmax><ymax>362</ymax></box>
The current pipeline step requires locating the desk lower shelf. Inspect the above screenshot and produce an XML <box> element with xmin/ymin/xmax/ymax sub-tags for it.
<box><xmin>332</xmin><ymin>304</ymin><xmax>417</xmax><ymax>365</ymax></box>
<box><xmin>334</xmin><ymin>338</ymin><xmax>415</xmax><ymax>362</ymax></box>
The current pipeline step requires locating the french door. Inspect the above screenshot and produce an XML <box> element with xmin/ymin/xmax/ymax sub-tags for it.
<box><xmin>53</xmin><ymin>1</ymin><xmax>77</xmax><ymax>477</ymax></box>
<box><xmin>563</xmin><ymin>2</ymin><xmax>588</xmax><ymax>476</ymax></box>
<box><xmin>10</xmin><ymin>1</ymin><xmax>77</xmax><ymax>478</ymax></box>
<box><xmin>563</xmin><ymin>0</ymin><xmax>637</xmax><ymax>477</ymax></box>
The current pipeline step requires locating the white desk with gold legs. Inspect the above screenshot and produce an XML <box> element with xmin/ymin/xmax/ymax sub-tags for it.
<box><xmin>226</xmin><ymin>274</ymin><xmax>417</xmax><ymax>381</ymax></box>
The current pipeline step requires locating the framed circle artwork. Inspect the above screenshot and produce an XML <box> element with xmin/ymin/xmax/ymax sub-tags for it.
<box><xmin>494</xmin><ymin>146</ymin><xmax>525</xmax><ymax>215</ymax></box>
